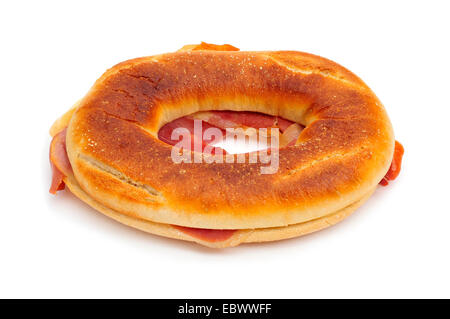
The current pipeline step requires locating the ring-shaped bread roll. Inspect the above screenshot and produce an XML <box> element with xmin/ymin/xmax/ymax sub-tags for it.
<box><xmin>49</xmin><ymin>43</ymin><xmax>402</xmax><ymax>247</ymax></box>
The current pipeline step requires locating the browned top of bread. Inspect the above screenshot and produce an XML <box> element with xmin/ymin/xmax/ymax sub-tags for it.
<box><xmin>65</xmin><ymin>48</ymin><xmax>394</xmax><ymax>229</ymax></box>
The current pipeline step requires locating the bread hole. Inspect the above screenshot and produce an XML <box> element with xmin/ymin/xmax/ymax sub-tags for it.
<box><xmin>157</xmin><ymin>110</ymin><xmax>305</xmax><ymax>154</ymax></box>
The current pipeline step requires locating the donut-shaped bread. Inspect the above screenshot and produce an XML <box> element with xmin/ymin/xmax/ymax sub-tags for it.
<box><xmin>50</xmin><ymin>43</ymin><xmax>398</xmax><ymax>247</ymax></box>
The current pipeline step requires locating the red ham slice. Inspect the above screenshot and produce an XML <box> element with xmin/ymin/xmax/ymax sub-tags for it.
<box><xmin>49</xmin><ymin>164</ymin><xmax>66</xmax><ymax>194</ymax></box>
<box><xmin>158</xmin><ymin>116</ymin><xmax>226</xmax><ymax>155</ymax></box>
<box><xmin>159</xmin><ymin>110</ymin><xmax>304</xmax><ymax>153</ymax></box>
<box><xmin>379</xmin><ymin>141</ymin><xmax>404</xmax><ymax>186</ymax></box>
<box><xmin>173</xmin><ymin>225</ymin><xmax>237</xmax><ymax>242</ymax></box>
<box><xmin>189</xmin><ymin>110</ymin><xmax>294</xmax><ymax>132</ymax></box>
<box><xmin>49</xmin><ymin>128</ymin><xmax>72</xmax><ymax>194</ymax></box>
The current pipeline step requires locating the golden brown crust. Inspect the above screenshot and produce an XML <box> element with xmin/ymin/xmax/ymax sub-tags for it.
<box><xmin>63</xmin><ymin>47</ymin><xmax>394</xmax><ymax>230</ymax></box>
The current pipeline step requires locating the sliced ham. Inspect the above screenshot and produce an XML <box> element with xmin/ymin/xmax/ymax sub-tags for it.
<box><xmin>379</xmin><ymin>140</ymin><xmax>404</xmax><ymax>186</ymax></box>
<box><xmin>159</xmin><ymin>110</ymin><xmax>304</xmax><ymax>158</ymax></box>
<box><xmin>50</xmin><ymin>164</ymin><xmax>66</xmax><ymax>194</ymax></box>
<box><xmin>173</xmin><ymin>225</ymin><xmax>237</xmax><ymax>242</ymax></box>
<box><xmin>49</xmin><ymin>128</ymin><xmax>72</xmax><ymax>194</ymax></box>
<box><xmin>159</xmin><ymin>111</ymin><xmax>303</xmax><ymax>157</ymax></box>
<box><xmin>157</xmin><ymin>116</ymin><xmax>226</xmax><ymax>155</ymax></box>
<box><xmin>189</xmin><ymin>110</ymin><xmax>294</xmax><ymax>132</ymax></box>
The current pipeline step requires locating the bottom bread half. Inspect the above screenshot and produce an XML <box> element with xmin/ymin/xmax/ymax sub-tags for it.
<box><xmin>62</xmin><ymin>171</ymin><xmax>374</xmax><ymax>248</ymax></box>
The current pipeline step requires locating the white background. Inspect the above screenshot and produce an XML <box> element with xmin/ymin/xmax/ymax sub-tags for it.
<box><xmin>1</xmin><ymin>0</ymin><xmax>449</xmax><ymax>298</ymax></box>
